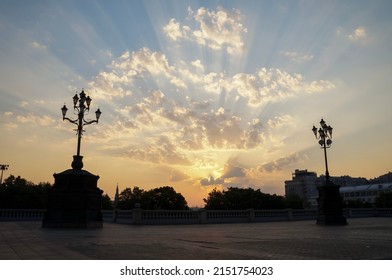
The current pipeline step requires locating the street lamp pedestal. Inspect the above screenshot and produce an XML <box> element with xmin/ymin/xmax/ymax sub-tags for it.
<box><xmin>71</xmin><ymin>155</ymin><xmax>84</xmax><ymax>170</ymax></box>
<box><xmin>42</xmin><ymin>167</ymin><xmax>103</xmax><ymax>228</ymax></box>
<box><xmin>316</xmin><ymin>181</ymin><xmax>347</xmax><ymax>226</ymax></box>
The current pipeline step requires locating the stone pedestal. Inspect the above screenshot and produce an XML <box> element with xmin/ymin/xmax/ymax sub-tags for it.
<box><xmin>316</xmin><ymin>182</ymin><xmax>347</xmax><ymax>226</ymax></box>
<box><xmin>42</xmin><ymin>162</ymin><xmax>103</xmax><ymax>228</ymax></box>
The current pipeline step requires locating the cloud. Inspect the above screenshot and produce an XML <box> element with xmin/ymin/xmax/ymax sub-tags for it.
<box><xmin>110</xmin><ymin>88</ymin><xmax>266</xmax><ymax>152</ymax></box>
<box><xmin>20</xmin><ymin>101</ymin><xmax>30</xmax><ymax>108</ymax></box>
<box><xmin>337</xmin><ymin>26</ymin><xmax>368</xmax><ymax>43</ymax></box>
<box><xmin>198</xmin><ymin>152</ymin><xmax>309</xmax><ymax>190</ymax></box>
<box><xmin>163</xmin><ymin>18</ymin><xmax>184</xmax><ymax>41</ymax></box>
<box><xmin>89</xmin><ymin>48</ymin><xmax>185</xmax><ymax>99</ymax></box>
<box><xmin>82</xmin><ymin>7</ymin><xmax>334</xmax><ymax>169</ymax></box>
<box><xmin>15</xmin><ymin>113</ymin><xmax>55</xmax><ymax>126</ymax></box>
<box><xmin>267</xmin><ymin>114</ymin><xmax>293</xmax><ymax>129</ymax></box>
<box><xmin>89</xmin><ymin>49</ymin><xmax>332</xmax><ymax>162</ymax></box>
<box><xmin>164</xmin><ymin>7</ymin><xmax>247</xmax><ymax>55</ymax></box>
<box><xmin>2</xmin><ymin>111</ymin><xmax>56</xmax><ymax>131</ymax></box>
<box><xmin>175</xmin><ymin>107</ymin><xmax>266</xmax><ymax>150</ymax></box>
<box><xmin>29</xmin><ymin>41</ymin><xmax>48</xmax><ymax>51</ymax></box>
<box><xmin>280</xmin><ymin>51</ymin><xmax>314</xmax><ymax>63</ymax></box>
<box><xmin>90</xmin><ymin>44</ymin><xmax>334</xmax><ymax>107</ymax></box>
<box><xmin>199</xmin><ymin>157</ymin><xmax>248</xmax><ymax>188</ymax></box>
<box><xmin>169</xmin><ymin>168</ymin><xmax>191</xmax><ymax>182</ymax></box>
<box><xmin>260</xmin><ymin>153</ymin><xmax>308</xmax><ymax>173</ymax></box>
<box><xmin>123</xmin><ymin>136</ymin><xmax>192</xmax><ymax>166</ymax></box>
<box><xmin>348</xmin><ymin>27</ymin><xmax>367</xmax><ymax>41</ymax></box>
<box><xmin>221</xmin><ymin>162</ymin><xmax>246</xmax><ymax>179</ymax></box>
<box><xmin>200</xmin><ymin>175</ymin><xmax>225</xmax><ymax>186</ymax></box>
<box><xmin>231</xmin><ymin>68</ymin><xmax>335</xmax><ymax>106</ymax></box>
<box><xmin>4</xmin><ymin>123</ymin><xmax>18</xmax><ymax>130</ymax></box>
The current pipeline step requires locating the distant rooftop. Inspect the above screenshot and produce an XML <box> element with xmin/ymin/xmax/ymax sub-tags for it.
<box><xmin>340</xmin><ymin>183</ymin><xmax>392</xmax><ymax>192</ymax></box>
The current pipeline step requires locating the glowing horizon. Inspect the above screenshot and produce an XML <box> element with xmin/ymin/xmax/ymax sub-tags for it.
<box><xmin>1</xmin><ymin>1</ymin><xmax>391</xmax><ymax>206</ymax></box>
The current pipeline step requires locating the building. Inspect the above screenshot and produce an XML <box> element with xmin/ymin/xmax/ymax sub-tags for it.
<box><xmin>284</xmin><ymin>169</ymin><xmax>320</xmax><ymax>208</ymax></box>
<box><xmin>284</xmin><ymin>169</ymin><xmax>389</xmax><ymax>208</ymax></box>
<box><xmin>370</xmin><ymin>172</ymin><xmax>392</xmax><ymax>184</ymax></box>
<box><xmin>340</xmin><ymin>183</ymin><xmax>392</xmax><ymax>205</ymax></box>
<box><xmin>329</xmin><ymin>175</ymin><xmax>368</xmax><ymax>187</ymax></box>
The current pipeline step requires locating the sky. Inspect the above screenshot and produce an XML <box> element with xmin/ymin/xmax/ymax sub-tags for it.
<box><xmin>0</xmin><ymin>0</ymin><xmax>391</xmax><ymax>206</ymax></box>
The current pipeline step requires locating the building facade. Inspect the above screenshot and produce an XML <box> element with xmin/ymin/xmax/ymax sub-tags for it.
<box><xmin>284</xmin><ymin>169</ymin><xmax>320</xmax><ymax>208</ymax></box>
<box><xmin>285</xmin><ymin>169</ymin><xmax>392</xmax><ymax>207</ymax></box>
<box><xmin>340</xmin><ymin>183</ymin><xmax>392</xmax><ymax>204</ymax></box>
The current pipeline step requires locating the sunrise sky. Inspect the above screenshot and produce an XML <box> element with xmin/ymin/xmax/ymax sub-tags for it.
<box><xmin>0</xmin><ymin>0</ymin><xmax>391</xmax><ymax>206</ymax></box>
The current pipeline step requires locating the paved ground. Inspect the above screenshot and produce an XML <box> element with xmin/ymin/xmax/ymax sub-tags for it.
<box><xmin>0</xmin><ymin>218</ymin><xmax>392</xmax><ymax>260</ymax></box>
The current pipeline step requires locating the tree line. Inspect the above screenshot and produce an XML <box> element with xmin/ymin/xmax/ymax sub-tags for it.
<box><xmin>116</xmin><ymin>186</ymin><xmax>189</xmax><ymax>210</ymax></box>
<box><xmin>203</xmin><ymin>187</ymin><xmax>303</xmax><ymax>210</ymax></box>
<box><xmin>1</xmin><ymin>174</ymin><xmax>392</xmax><ymax>210</ymax></box>
<box><xmin>0</xmin><ymin>175</ymin><xmax>112</xmax><ymax>209</ymax></box>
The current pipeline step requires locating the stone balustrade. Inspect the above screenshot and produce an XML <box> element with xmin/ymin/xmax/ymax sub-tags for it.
<box><xmin>102</xmin><ymin>207</ymin><xmax>392</xmax><ymax>225</ymax></box>
<box><xmin>0</xmin><ymin>209</ymin><xmax>46</xmax><ymax>221</ymax></box>
<box><xmin>1</xmin><ymin>208</ymin><xmax>391</xmax><ymax>224</ymax></box>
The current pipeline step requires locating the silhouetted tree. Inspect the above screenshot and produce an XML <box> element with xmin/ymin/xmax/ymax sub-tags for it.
<box><xmin>285</xmin><ymin>194</ymin><xmax>304</xmax><ymax>209</ymax></box>
<box><xmin>375</xmin><ymin>192</ymin><xmax>392</xmax><ymax>208</ymax></box>
<box><xmin>203</xmin><ymin>188</ymin><xmax>228</xmax><ymax>210</ymax></box>
<box><xmin>117</xmin><ymin>187</ymin><xmax>145</xmax><ymax>209</ymax></box>
<box><xmin>203</xmin><ymin>187</ymin><xmax>286</xmax><ymax>210</ymax></box>
<box><xmin>143</xmin><ymin>186</ymin><xmax>189</xmax><ymax>210</ymax></box>
<box><xmin>224</xmin><ymin>187</ymin><xmax>260</xmax><ymax>209</ymax></box>
<box><xmin>0</xmin><ymin>175</ymin><xmax>51</xmax><ymax>209</ymax></box>
<box><xmin>117</xmin><ymin>186</ymin><xmax>188</xmax><ymax>210</ymax></box>
<box><xmin>101</xmin><ymin>194</ymin><xmax>113</xmax><ymax>210</ymax></box>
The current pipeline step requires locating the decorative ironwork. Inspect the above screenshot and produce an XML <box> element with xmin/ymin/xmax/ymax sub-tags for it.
<box><xmin>61</xmin><ymin>90</ymin><xmax>101</xmax><ymax>169</ymax></box>
<box><xmin>312</xmin><ymin>118</ymin><xmax>333</xmax><ymax>182</ymax></box>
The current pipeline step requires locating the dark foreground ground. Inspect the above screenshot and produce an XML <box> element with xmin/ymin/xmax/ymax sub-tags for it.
<box><xmin>0</xmin><ymin>218</ymin><xmax>391</xmax><ymax>260</ymax></box>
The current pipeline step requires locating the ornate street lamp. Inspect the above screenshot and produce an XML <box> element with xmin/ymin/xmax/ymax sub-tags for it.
<box><xmin>312</xmin><ymin>118</ymin><xmax>333</xmax><ymax>183</ymax></box>
<box><xmin>311</xmin><ymin>118</ymin><xmax>347</xmax><ymax>225</ymax></box>
<box><xmin>42</xmin><ymin>89</ymin><xmax>103</xmax><ymax>228</ymax></box>
<box><xmin>61</xmin><ymin>90</ymin><xmax>101</xmax><ymax>169</ymax></box>
<box><xmin>0</xmin><ymin>164</ymin><xmax>9</xmax><ymax>184</ymax></box>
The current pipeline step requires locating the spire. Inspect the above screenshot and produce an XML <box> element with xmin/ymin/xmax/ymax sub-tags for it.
<box><xmin>113</xmin><ymin>183</ymin><xmax>119</xmax><ymax>209</ymax></box>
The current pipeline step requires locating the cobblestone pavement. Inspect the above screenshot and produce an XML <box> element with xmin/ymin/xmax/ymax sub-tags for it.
<box><xmin>0</xmin><ymin>218</ymin><xmax>392</xmax><ymax>260</ymax></box>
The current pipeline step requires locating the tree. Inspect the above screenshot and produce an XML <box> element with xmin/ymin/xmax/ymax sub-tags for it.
<box><xmin>0</xmin><ymin>175</ymin><xmax>51</xmax><ymax>209</ymax></box>
<box><xmin>143</xmin><ymin>186</ymin><xmax>189</xmax><ymax>210</ymax></box>
<box><xmin>117</xmin><ymin>186</ymin><xmax>189</xmax><ymax>210</ymax></box>
<box><xmin>203</xmin><ymin>188</ymin><xmax>228</xmax><ymax>210</ymax></box>
<box><xmin>375</xmin><ymin>192</ymin><xmax>392</xmax><ymax>208</ymax></box>
<box><xmin>285</xmin><ymin>194</ymin><xmax>304</xmax><ymax>209</ymax></box>
<box><xmin>203</xmin><ymin>187</ymin><xmax>286</xmax><ymax>210</ymax></box>
<box><xmin>101</xmin><ymin>194</ymin><xmax>113</xmax><ymax>210</ymax></box>
<box><xmin>117</xmin><ymin>187</ymin><xmax>145</xmax><ymax>209</ymax></box>
<box><xmin>224</xmin><ymin>187</ymin><xmax>260</xmax><ymax>209</ymax></box>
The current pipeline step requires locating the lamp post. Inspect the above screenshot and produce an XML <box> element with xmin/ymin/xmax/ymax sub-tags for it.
<box><xmin>61</xmin><ymin>90</ymin><xmax>101</xmax><ymax>169</ymax></box>
<box><xmin>43</xmin><ymin>90</ymin><xmax>103</xmax><ymax>228</ymax></box>
<box><xmin>312</xmin><ymin>118</ymin><xmax>333</xmax><ymax>183</ymax></box>
<box><xmin>311</xmin><ymin>118</ymin><xmax>347</xmax><ymax>225</ymax></box>
<box><xmin>0</xmin><ymin>164</ymin><xmax>9</xmax><ymax>184</ymax></box>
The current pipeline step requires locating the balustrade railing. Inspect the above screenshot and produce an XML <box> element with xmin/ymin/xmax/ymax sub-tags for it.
<box><xmin>376</xmin><ymin>208</ymin><xmax>392</xmax><ymax>217</ymax></box>
<box><xmin>141</xmin><ymin>210</ymin><xmax>200</xmax><ymax>224</ymax></box>
<box><xmin>1</xmin><ymin>208</ymin><xmax>391</xmax><ymax>224</ymax></box>
<box><xmin>0</xmin><ymin>209</ymin><xmax>46</xmax><ymax>221</ymax></box>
